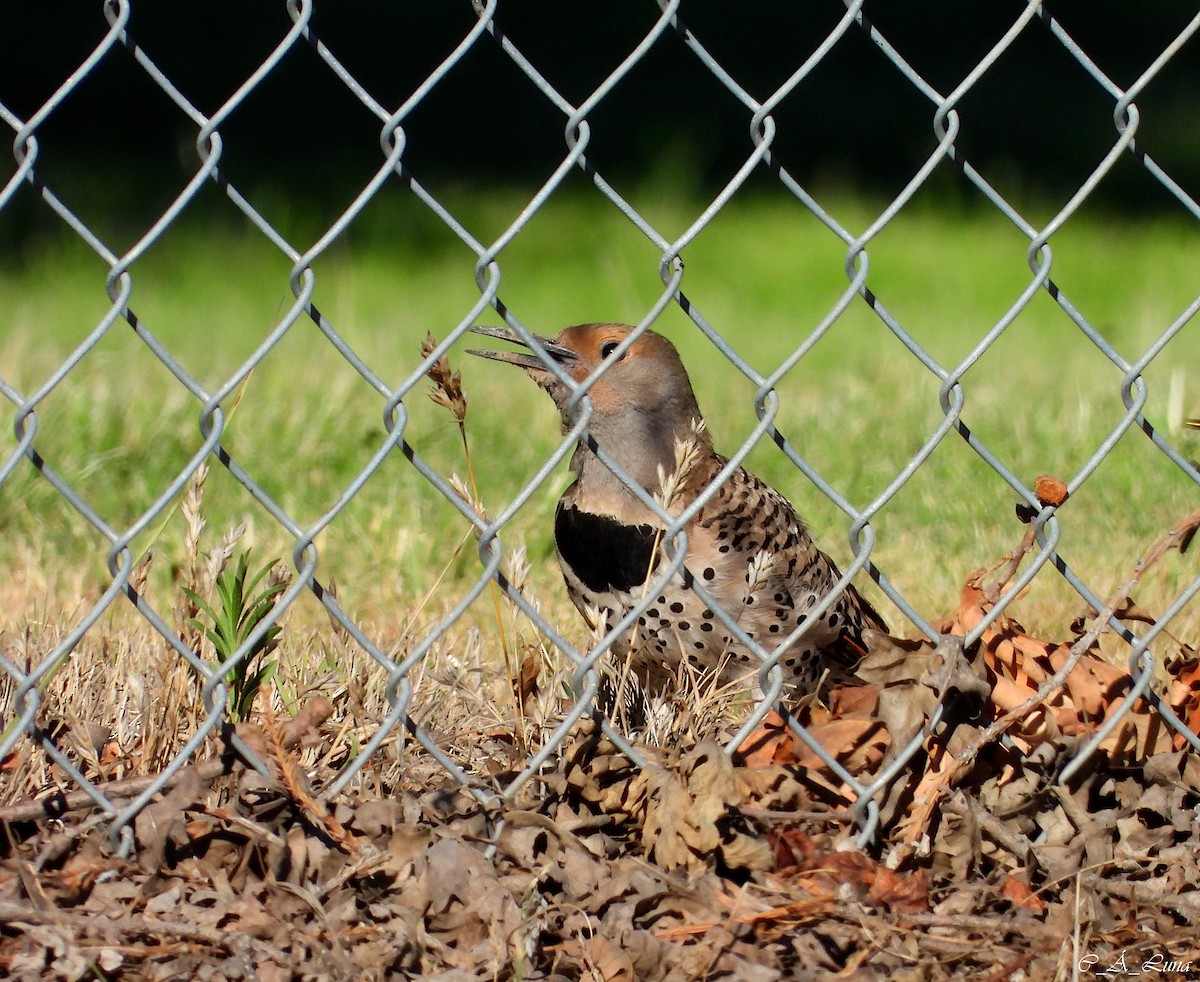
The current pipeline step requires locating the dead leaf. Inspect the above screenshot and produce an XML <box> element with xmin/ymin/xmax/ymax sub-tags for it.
<box><xmin>1034</xmin><ymin>475</ymin><xmax>1068</xmax><ymax>507</ymax></box>
<box><xmin>866</xmin><ymin>864</ymin><xmax>929</xmax><ymax>915</ymax></box>
<box><xmin>516</xmin><ymin>650</ymin><xmax>540</xmax><ymax>712</ymax></box>
<box><xmin>551</xmin><ymin>935</ymin><xmax>636</xmax><ymax>981</ymax></box>
<box><xmin>641</xmin><ymin>741</ymin><xmax>771</xmax><ymax>873</ymax></box>
<box><xmin>733</xmin><ymin>709</ymin><xmax>794</xmax><ymax>767</ymax></box>
<box><xmin>999</xmin><ymin>874</ymin><xmax>1045</xmax><ymax>912</ymax></box>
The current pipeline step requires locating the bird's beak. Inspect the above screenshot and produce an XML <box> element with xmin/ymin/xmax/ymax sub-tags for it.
<box><xmin>466</xmin><ymin>325</ymin><xmax>576</xmax><ymax>371</ymax></box>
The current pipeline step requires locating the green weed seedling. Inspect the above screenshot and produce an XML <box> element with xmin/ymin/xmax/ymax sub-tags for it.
<box><xmin>184</xmin><ymin>551</ymin><xmax>287</xmax><ymax>722</ymax></box>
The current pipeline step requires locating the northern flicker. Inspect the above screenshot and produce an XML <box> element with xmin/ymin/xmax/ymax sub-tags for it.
<box><xmin>468</xmin><ymin>323</ymin><xmax>887</xmax><ymax>695</ymax></box>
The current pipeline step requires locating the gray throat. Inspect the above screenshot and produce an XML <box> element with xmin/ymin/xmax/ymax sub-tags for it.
<box><xmin>567</xmin><ymin>410</ymin><xmax>704</xmax><ymax>507</ymax></box>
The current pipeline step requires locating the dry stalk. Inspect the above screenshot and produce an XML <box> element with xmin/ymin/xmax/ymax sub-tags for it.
<box><xmin>424</xmin><ymin>335</ymin><xmax>528</xmax><ymax>750</ymax></box>
<box><xmin>142</xmin><ymin>628</ymin><xmax>203</xmax><ymax>770</ymax></box>
<box><xmin>0</xmin><ymin>758</ymin><xmax>230</xmax><ymax>824</ymax></box>
<box><xmin>128</xmin><ymin>550</ymin><xmax>153</xmax><ymax>599</ymax></box>
<box><xmin>172</xmin><ymin>461</ymin><xmax>208</xmax><ymax>649</ymax></box>
<box><xmin>165</xmin><ymin>374</ymin><xmax>255</xmax><ymax>647</ymax></box>
<box><xmin>322</xmin><ymin>576</ymin><xmax>353</xmax><ymax>647</ymax></box>
<box><xmin>1074</xmin><ymin>503</ymin><xmax>1200</xmax><ymax>643</ymax></box>
<box><xmin>0</xmin><ymin>902</ymin><xmax>235</xmax><ymax>947</ymax></box>
<box><xmin>979</xmin><ymin>524</ymin><xmax>1038</xmax><ymax>605</ymax></box>
<box><xmin>262</xmin><ymin>691</ymin><xmax>359</xmax><ymax>855</ymax></box>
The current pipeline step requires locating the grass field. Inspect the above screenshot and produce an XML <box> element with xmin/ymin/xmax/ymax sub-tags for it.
<box><xmin>2</xmin><ymin>184</ymin><xmax>1199</xmax><ymax>776</ymax></box>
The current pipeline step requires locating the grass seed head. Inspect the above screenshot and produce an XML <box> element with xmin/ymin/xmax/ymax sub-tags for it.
<box><xmin>423</xmin><ymin>332</ymin><xmax>468</xmax><ymax>424</ymax></box>
<box><xmin>655</xmin><ymin>418</ymin><xmax>707</xmax><ymax>511</ymax></box>
<box><xmin>205</xmin><ymin>521</ymin><xmax>247</xmax><ymax>593</ymax></box>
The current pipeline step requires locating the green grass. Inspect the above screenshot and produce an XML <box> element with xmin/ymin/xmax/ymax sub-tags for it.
<box><xmin>3</xmin><ymin>185</ymin><xmax>1199</xmax><ymax>657</ymax></box>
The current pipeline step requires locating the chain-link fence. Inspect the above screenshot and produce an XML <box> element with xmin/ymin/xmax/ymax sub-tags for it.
<box><xmin>3</xmin><ymin>1</ymin><xmax>1199</xmax><ymax>857</ymax></box>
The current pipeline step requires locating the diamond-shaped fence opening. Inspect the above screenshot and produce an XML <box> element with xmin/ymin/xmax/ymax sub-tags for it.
<box><xmin>1</xmin><ymin>0</ymin><xmax>1199</xmax><ymax>857</ymax></box>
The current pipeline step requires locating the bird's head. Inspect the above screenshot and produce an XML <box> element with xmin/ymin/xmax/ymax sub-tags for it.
<box><xmin>468</xmin><ymin>322</ymin><xmax>712</xmax><ymax>488</ymax></box>
<box><xmin>469</xmin><ymin>322</ymin><xmax>705</xmax><ymax>431</ymax></box>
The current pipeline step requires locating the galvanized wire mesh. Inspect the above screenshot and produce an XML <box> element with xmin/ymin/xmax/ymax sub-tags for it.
<box><xmin>2</xmin><ymin>0</ymin><xmax>1199</xmax><ymax>854</ymax></box>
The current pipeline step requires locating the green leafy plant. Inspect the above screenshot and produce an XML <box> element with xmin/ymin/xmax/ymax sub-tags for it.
<box><xmin>184</xmin><ymin>551</ymin><xmax>288</xmax><ymax>722</ymax></box>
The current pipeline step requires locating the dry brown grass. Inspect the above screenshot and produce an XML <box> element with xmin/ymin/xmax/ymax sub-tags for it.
<box><xmin>4</xmin><ymin>513</ymin><xmax>1191</xmax><ymax>817</ymax></box>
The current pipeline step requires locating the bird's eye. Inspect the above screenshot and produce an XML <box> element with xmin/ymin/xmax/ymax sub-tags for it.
<box><xmin>600</xmin><ymin>339</ymin><xmax>622</xmax><ymax>360</ymax></box>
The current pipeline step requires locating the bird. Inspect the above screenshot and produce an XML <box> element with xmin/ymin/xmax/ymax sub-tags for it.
<box><xmin>467</xmin><ymin>322</ymin><xmax>887</xmax><ymax>697</ymax></box>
